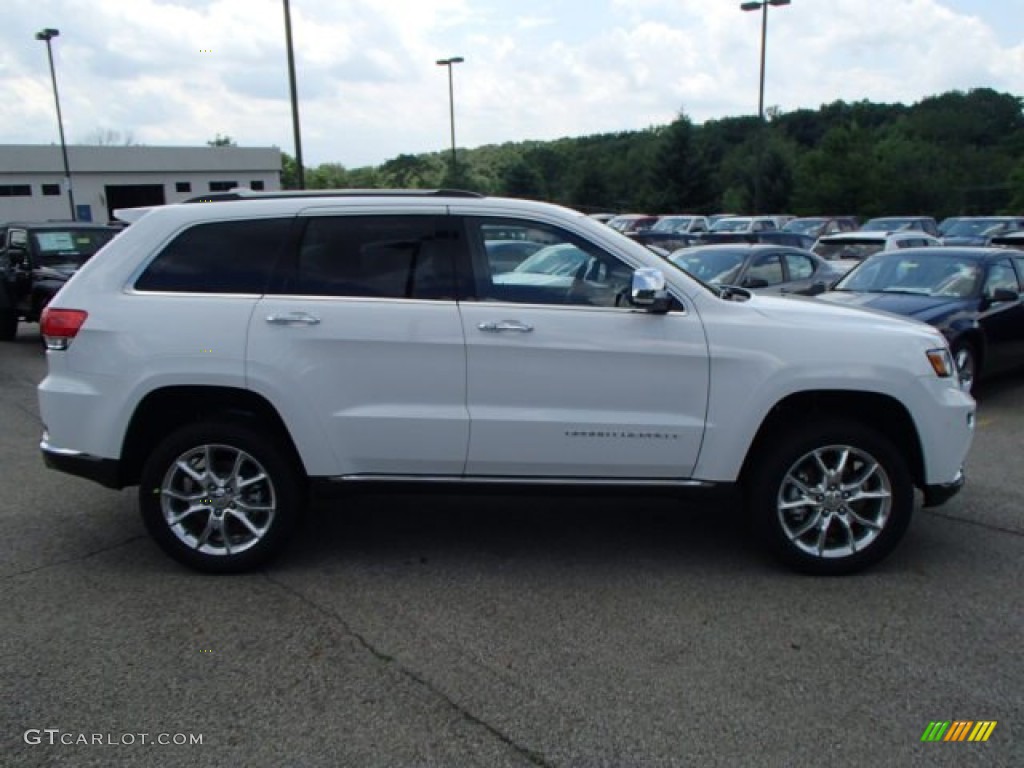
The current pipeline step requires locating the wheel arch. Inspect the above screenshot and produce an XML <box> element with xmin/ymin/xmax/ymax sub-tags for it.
<box><xmin>739</xmin><ymin>390</ymin><xmax>926</xmax><ymax>491</ymax></box>
<box><xmin>120</xmin><ymin>386</ymin><xmax>306</xmax><ymax>487</ymax></box>
<box><xmin>949</xmin><ymin>329</ymin><xmax>985</xmax><ymax>373</ymax></box>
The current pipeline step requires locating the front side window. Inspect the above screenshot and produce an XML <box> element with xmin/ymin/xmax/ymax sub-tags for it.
<box><xmin>745</xmin><ymin>253</ymin><xmax>784</xmax><ymax>286</ymax></box>
<box><xmin>467</xmin><ymin>218</ymin><xmax>634</xmax><ymax>307</ymax></box>
<box><xmin>784</xmin><ymin>252</ymin><xmax>815</xmax><ymax>280</ymax></box>
<box><xmin>1012</xmin><ymin>257</ymin><xmax>1024</xmax><ymax>285</ymax></box>
<box><xmin>285</xmin><ymin>216</ymin><xmax>454</xmax><ymax>300</ymax></box>
<box><xmin>983</xmin><ymin>260</ymin><xmax>1020</xmax><ymax>296</ymax></box>
<box><xmin>135</xmin><ymin>218</ymin><xmax>290</xmax><ymax>293</ymax></box>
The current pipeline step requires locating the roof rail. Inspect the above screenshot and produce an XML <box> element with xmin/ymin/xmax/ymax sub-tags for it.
<box><xmin>182</xmin><ymin>188</ymin><xmax>484</xmax><ymax>204</ymax></box>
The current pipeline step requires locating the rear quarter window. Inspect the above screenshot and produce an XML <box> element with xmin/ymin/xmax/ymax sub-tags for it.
<box><xmin>134</xmin><ymin>218</ymin><xmax>291</xmax><ymax>293</ymax></box>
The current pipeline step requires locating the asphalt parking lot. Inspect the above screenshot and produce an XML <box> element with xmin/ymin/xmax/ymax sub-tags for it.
<box><xmin>1</xmin><ymin>323</ymin><xmax>1021</xmax><ymax>768</ymax></box>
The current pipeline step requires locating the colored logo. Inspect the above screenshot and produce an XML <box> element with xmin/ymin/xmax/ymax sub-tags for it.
<box><xmin>921</xmin><ymin>721</ymin><xmax>997</xmax><ymax>742</ymax></box>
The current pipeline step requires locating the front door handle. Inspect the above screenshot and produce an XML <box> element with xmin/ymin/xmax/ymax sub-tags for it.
<box><xmin>478</xmin><ymin>320</ymin><xmax>534</xmax><ymax>333</ymax></box>
<box><xmin>266</xmin><ymin>312</ymin><xmax>321</xmax><ymax>326</ymax></box>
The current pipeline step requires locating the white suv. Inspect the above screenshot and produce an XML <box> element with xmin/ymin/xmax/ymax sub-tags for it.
<box><xmin>38</xmin><ymin>191</ymin><xmax>975</xmax><ymax>575</ymax></box>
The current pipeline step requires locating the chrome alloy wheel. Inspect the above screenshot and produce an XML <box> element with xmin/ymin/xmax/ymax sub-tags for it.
<box><xmin>159</xmin><ymin>444</ymin><xmax>277</xmax><ymax>557</ymax></box>
<box><xmin>776</xmin><ymin>444</ymin><xmax>893</xmax><ymax>560</ymax></box>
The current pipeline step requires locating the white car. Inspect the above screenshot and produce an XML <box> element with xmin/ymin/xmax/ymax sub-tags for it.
<box><xmin>812</xmin><ymin>231</ymin><xmax>941</xmax><ymax>261</ymax></box>
<box><xmin>38</xmin><ymin>190</ymin><xmax>974</xmax><ymax>575</ymax></box>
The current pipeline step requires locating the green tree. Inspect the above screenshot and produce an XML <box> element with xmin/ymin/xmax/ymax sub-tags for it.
<box><xmin>498</xmin><ymin>159</ymin><xmax>545</xmax><ymax>198</ymax></box>
<box><xmin>649</xmin><ymin>113</ymin><xmax>712</xmax><ymax>212</ymax></box>
<box><xmin>279</xmin><ymin>152</ymin><xmax>302</xmax><ymax>189</ymax></box>
<box><xmin>207</xmin><ymin>134</ymin><xmax>237</xmax><ymax>147</ymax></box>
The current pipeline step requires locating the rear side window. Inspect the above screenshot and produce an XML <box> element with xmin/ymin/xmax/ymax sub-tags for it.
<box><xmin>284</xmin><ymin>215</ymin><xmax>454</xmax><ymax>300</ymax></box>
<box><xmin>135</xmin><ymin>218</ymin><xmax>290</xmax><ymax>293</ymax></box>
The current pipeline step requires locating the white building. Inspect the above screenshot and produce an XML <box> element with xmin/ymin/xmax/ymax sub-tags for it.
<box><xmin>0</xmin><ymin>145</ymin><xmax>282</xmax><ymax>223</ymax></box>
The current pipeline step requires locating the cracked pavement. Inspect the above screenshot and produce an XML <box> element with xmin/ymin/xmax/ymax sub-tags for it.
<box><xmin>1</xmin><ymin>324</ymin><xmax>1021</xmax><ymax>767</ymax></box>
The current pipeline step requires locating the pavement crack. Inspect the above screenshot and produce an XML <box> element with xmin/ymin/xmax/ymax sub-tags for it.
<box><xmin>0</xmin><ymin>535</ymin><xmax>146</xmax><ymax>583</ymax></box>
<box><xmin>920</xmin><ymin>507</ymin><xmax>1023</xmax><ymax>537</ymax></box>
<box><xmin>263</xmin><ymin>572</ymin><xmax>555</xmax><ymax>768</ymax></box>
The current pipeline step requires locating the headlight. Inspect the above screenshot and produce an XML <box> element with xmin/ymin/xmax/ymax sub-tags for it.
<box><xmin>926</xmin><ymin>348</ymin><xmax>954</xmax><ymax>378</ymax></box>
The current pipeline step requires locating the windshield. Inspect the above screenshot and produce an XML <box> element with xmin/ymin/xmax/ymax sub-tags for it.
<box><xmin>709</xmin><ymin>218</ymin><xmax>751</xmax><ymax>233</ymax></box>
<box><xmin>834</xmin><ymin>253</ymin><xmax>981</xmax><ymax>297</ymax></box>
<box><xmin>861</xmin><ymin>218</ymin><xmax>920</xmax><ymax>232</ymax></box>
<box><xmin>813</xmin><ymin>240</ymin><xmax>885</xmax><ymax>261</ymax></box>
<box><xmin>512</xmin><ymin>244</ymin><xmax>590</xmax><ymax>276</ymax></box>
<box><xmin>651</xmin><ymin>217</ymin><xmax>692</xmax><ymax>233</ymax></box>
<box><xmin>669</xmin><ymin>249</ymin><xmax>745</xmax><ymax>284</ymax></box>
<box><xmin>32</xmin><ymin>229</ymin><xmax>116</xmax><ymax>267</ymax></box>
<box><xmin>784</xmin><ymin>218</ymin><xmax>825</xmax><ymax>234</ymax></box>
<box><xmin>944</xmin><ymin>219</ymin><xmax>1013</xmax><ymax>237</ymax></box>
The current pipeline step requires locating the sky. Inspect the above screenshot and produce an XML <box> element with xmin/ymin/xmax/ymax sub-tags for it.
<box><xmin>2</xmin><ymin>0</ymin><xmax>1022</xmax><ymax>169</ymax></box>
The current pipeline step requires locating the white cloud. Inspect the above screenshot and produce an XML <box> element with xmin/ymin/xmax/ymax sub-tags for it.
<box><xmin>0</xmin><ymin>0</ymin><xmax>1019</xmax><ymax>168</ymax></box>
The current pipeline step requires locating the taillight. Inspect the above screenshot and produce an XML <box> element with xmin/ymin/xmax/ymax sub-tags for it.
<box><xmin>40</xmin><ymin>308</ymin><xmax>88</xmax><ymax>350</ymax></box>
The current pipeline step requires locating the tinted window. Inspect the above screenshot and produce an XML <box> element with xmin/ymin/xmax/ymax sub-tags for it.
<box><xmin>468</xmin><ymin>218</ymin><xmax>635</xmax><ymax>307</ymax></box>
<box><xmin>288</xmin><ymin>216</ymin><xmax>453</xmax><ymax>300</ymax></box>
<box><xmin>135</xmin><ymin>218</ymin><xmax>290</xmax><ymax>293</ymax></box>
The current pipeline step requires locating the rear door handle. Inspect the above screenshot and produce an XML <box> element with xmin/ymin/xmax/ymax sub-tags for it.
<box><xmin>266</xmin><ymin>312</ymin><xmax>321</xmax><ymax>326</ymax></box>
<box><xmin>478</xmin><ymin>320</ymin><xmax>534</xmax><ymax>333</ymax></box>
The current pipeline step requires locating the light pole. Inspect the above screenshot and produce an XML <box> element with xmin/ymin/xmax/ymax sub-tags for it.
<box><xmin>436</xmin><ymin>56</ymin><xmax>464</xmax><ymax>184</ymax></box>
<box><xmin>36</xmin><ymin>28</ymin><xmax>75</xmax><ymax>220</ymax></box>
<box><xmin>740</xmin><ymin>0</ymin><xmax>790</xmax><ymax>214</ymax></box>
<box><xmin>282</xmin><ymin>0</ymin><xmax>305</xmax><ymax>189</ymax></box>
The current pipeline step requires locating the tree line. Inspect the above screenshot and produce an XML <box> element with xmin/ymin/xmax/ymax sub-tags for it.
<box><xmin>282</xmin><ymin>87</ymin><xmax>1024</xmax><ymax>218</ymax></box>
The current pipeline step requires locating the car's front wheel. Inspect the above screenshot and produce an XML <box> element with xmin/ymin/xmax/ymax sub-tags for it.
<box><xmin>952</xmin><ymin>341</ymin><xmax>978</xmax><ymax>394</ymax></box>
<box><xmin>139</xmin><ymin>422</ymin><xmax>304</xmax><ymax>573</ymax></box>
<box><xmin>748</xmin><ymin>420</ymin><xmax>914</xmax><ymax>575</ymax></box>
<box><xmin>0</xmin><ymin>309</ymin><xmax>16</xmax><ymax>341</ymax></box>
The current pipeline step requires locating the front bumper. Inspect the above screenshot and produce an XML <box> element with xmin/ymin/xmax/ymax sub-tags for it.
<box><xmin>922</xmin><ymin>468</ymin><xmax>965</xmax><ymax>508</ymax></box>
<box><xmin>40</xmin><ymin>436</ymin><xmax>123</xmax><ymax>490</ymax></box>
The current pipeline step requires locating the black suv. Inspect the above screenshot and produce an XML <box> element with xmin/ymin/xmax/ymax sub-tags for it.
<box><xmin>0</xmin><ymin>221</ymin><xmax>120</xmax><ymax>340</ymax></box>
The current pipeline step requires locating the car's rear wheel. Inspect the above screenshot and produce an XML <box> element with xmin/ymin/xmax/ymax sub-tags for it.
<box><xmin>0</xmin><ymin>309</ymin><xmax>16</xmax><ymax>341</ymax></box>
<box><xmin>139</xmin><ymin>422</ymin><xmax>304</xmax><ymax>573</ymax></box>
<box><xmin>748</xmin><ymin>420</ymin><xmax>914</xmax><ymax>575</ymax></box>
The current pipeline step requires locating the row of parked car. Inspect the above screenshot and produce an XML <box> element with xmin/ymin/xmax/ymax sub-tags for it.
<box><xmin>581</xmin><ymin>212</ymin><xmax>1024</xmax><ymax>393</ymax></box>
<box><xmin>596</xmin><ymin>212</ymin><xmax>1024</xmax><ymax>254</ymax></box>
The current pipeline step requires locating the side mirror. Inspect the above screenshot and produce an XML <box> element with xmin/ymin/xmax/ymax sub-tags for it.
<box><xmin>806</xmin><ymin>280</ymin><xmax>828</xmax><ymax>296</ymax></box>
<box><xmin>987</xmin><ymin>287</ymin><xmax>1019</xmax><ymax>304</ymax></box>
<box><xmin>631</xmin><ymin>268</ymin><xmax>671</xmax><ymax>312</ymax></box>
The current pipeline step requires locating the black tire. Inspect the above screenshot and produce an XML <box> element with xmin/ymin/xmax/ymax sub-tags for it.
<box><xmin>748</xmin><ymin>420</ymin><xmax>914</xmax><ymax>575</ymax></box>
<box><xmin>139</xmin><ymin>421</ymin><xmax>305</xmax><ymax>573</ymax></box>
<box><xmin>951</xmin><ymin>341</ymin><xmax>978</xmax><ymax>394</ymax></box>
<box><xmin>0</xmin><ymin>310</ymin><xmax>16</xmax><ymax>341</ymax></box>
